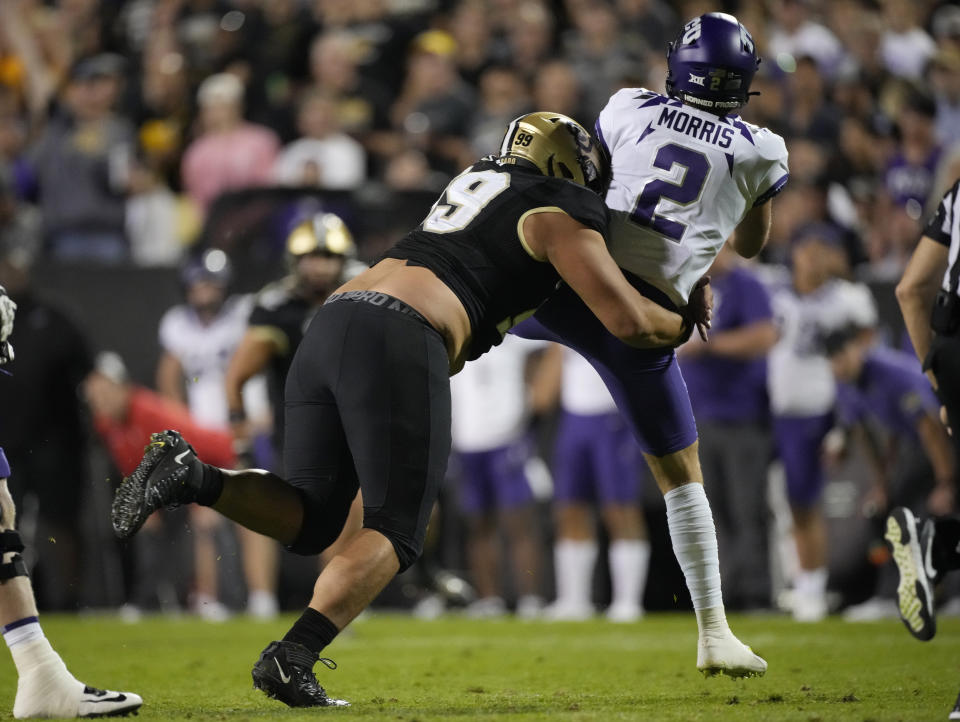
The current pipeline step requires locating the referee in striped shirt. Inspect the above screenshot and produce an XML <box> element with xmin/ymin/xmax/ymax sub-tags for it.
<box><xmin>889</xmin><ymin>178</ymin><xmax>960</xmax><ymax>721</ymax></box>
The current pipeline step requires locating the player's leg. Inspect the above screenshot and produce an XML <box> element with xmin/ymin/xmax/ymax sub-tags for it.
<box><xmin>0</xmin><ymin>450</ymin><xmax>142</xmax><ymax>718</ymax></box>
<box><xmin>188</xmin><ymin>505</ymin><xmax>230</xmax><ymax>621</ymax></box>
<box><xmin>528</xmin><ymin>282</ymin><xmax>764</xmax><ymax>674</ymax></box>
<box><xmin>253</xmin><ymin>300</ymin><xmax>452</xmax><ymax>707</ymax></box>
<box><xmin>547</xmin><ymin>412</ymin><xmax>597</xmax><ymax>620</ymax></box>
<box><xmin>772</xmin><ymin>414</ymin><xmax>833</xmax><ymax>622</ymax></box>
<box><xmin>593</xmin><ymin>415</ymin><xmax>648</xmax><ymax>622</ymax></box>
<box><xmin>643</xmin><ymin>442</ymin><xmax>766</xmax><ymax>676</ymax></box>
<box><xmin>457</xmin><ymin>451</ymin><xmax>506</xmax><ymax>617</ymax></box>
<box><xmin>715</xmin><ymin>422</ymin><xmax>772</xmax><ymax>610</ymax></box>
<box><xmin>490</xmin><ymin>442</ymin><xmax>543</xmax><ymax>618</ymax></box>
<box><xmin>238</xmin><ymin>526</ymin><xmax>280</xmax><ymax>619</ymax></box>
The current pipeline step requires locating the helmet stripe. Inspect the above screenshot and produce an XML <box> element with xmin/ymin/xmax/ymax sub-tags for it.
<box><xmin>501</xmin><ymin>118</ymin><xmax>520</xmax><ymax>156</ymax></box>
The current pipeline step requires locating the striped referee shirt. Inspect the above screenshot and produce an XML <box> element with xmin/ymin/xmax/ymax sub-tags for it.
<box><xmin>925</xmin><ymin>178</ymin><xmax>960</xmax><ymax>297</ymax></box>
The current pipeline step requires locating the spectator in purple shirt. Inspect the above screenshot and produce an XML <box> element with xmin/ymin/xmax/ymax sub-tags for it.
<box><xmin>678</xmin><ymin>245</ymin><xmax>778</xmax><ymax>610</ymax></box>
<box><xmin>826</xmin><ymin>325</ymin><xmax>955</xmax><ymax>620</ymax></box>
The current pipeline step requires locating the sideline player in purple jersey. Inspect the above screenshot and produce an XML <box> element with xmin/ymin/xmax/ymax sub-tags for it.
<box><xmin>827</xmin><ymin>325</ymin><xmax>955</xmax><ymax>619</ymax></box>
<box><xmin>514</xmin><ymin>12</ymin><xmax>784</xmax><ymax>676</ymax></box>
<box><xmin>0</xmin><ymin>284</ymin><xmax>142</xmax><ymax>718</ymax></box>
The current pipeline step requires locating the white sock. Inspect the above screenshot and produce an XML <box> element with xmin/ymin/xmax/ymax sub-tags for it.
<box><xmin>608</xmin><ymin>539</ymin><xmax>650</xmax><ymax>610</ymax></box>
<box><xmin>553</xmin><ymin>539</ymin><xmax>597</xmax><ymax>607</ymax></box>
<box><xmin>665</xmin><ymin>484</ymin><xmax>724</xmax><ymax>635</ymax></box>
<box><xmin>3</xmin><ymin>616</ymin><xmax>44</xmax><ymax>653</ymax></box>
<box><xmin>795</xmin><ymin>567</ymin><xmax>828</xmax><ymax>597</ymax></box>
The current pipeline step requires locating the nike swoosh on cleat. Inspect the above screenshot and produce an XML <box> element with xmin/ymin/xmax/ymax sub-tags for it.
<box><xmin>174</xmin><ymin>450</ymin><xmax>191</xmax><ymax>465</ymax></box>
<box><xmin>84</xmin><ymin>695</ymin><xmax>128</xmax><ymax>703</ymax></box>
<box><xmin>274</xmin><ymin>658</ymin><xmax>291</xmax><ymax>684</ymax></box>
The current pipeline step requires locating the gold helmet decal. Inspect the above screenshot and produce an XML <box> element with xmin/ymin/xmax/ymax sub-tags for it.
<box><xmin>286</xmin><ymin>213</ymin><xmax>355</xmax><ymax>258</ymax></box>
<box><xmin>498</xmin><ymin>112</ymin><xmax>610</xmax><ymax>195</ymax></box>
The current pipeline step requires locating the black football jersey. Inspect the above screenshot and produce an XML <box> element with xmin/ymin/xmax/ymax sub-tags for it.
<box><xmin>384</xmin><ymin>158</ymin><xmax>609</xmax><ymax>360</ymax></box>
<box><xmin>248</xmin><ymin>277</ymin><xmax>317</xmax><ymax>444</ymax></box>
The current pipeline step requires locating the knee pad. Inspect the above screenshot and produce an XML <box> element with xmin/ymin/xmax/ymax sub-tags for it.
<box><xmin>286</xmin><ymin>487</ymin><xmax>352</xmax><ymax>556</ymax></box>
<box><xmin>0</xmin><ymin>529</ymin><xmax>27</xmax><ymax>581</ymax></box>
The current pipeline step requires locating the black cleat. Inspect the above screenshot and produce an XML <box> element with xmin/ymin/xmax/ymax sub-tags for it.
<box><xmin>111</xmin><ymin>430</ymin><xmax>204</xmax><ymax>539</ymax></box>
<box><xmin>251</xmin><ymin>641</ymin><xmax>349</xmax><ymax>708</ymax></box>
<box><xmin>950</xmin><ymin>688</ymin><xmax>960</xmax><ymax>720</ymax></box>
<box><xmin>885</xmin><ymin>507</ymin><xmax>937</xmax><ymax>641</ymax></box>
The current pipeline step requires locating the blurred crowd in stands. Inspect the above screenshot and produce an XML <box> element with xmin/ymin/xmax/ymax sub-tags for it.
<box><xmin>0</xmin><ymin>0</ymin><xmax>959</xmax><ymax>622</ymax></box>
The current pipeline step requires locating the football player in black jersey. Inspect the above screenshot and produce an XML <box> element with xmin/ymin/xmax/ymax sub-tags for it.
<box><xmin>111</xmin><ymin>112</ymin><xmax>707</xmax><ymax>708</ymax></box>
<box><xmin>223</xmin><ymin>213</ymin><xmax>362</xmax><ymax>619</ymax></box>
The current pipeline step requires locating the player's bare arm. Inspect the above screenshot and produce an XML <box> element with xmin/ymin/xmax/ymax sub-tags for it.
<box><xmin>527</xmin><ymin>212</ymin><xmax>688</xmax><ymax>348</ymax></box>
<box><xmin>896</xmin><ymin>235</ymin><xmax>949</xmax><ymax>387</ymax></box>
<box><xmin>155</xmin><ymin>350</ymin><xmax>187</xmax><ymax>405</ymax></box>
<box><xmin>224</xmin><ymin>328</ymin><xmax>278</xmax><ymax>429</ymax></box>
<box><xmin>731</xmin><ymin>202</ymin><xmax>772</xmax><ymax>259</ymax></box>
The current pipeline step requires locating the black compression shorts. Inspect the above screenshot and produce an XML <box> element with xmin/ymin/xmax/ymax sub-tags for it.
<box><xmin>283</xmin><ymin>293</ymin><xmax>451</xmax><ymax>571</ymax></box>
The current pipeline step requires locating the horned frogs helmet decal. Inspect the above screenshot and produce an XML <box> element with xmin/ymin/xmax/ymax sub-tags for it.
<box><xmin>498</xmin><ymin>112</ymin><xmax>611</xmax><ymax>196</ymax></box>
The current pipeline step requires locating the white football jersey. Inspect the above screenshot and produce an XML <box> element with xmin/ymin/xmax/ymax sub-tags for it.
<box><xmin>561</xmin><ymin>348</ymin><xmax>617</xmax><ymax>416</ymax></box>
<box><xmin>158</xmin><ymin>294</ymin><xmax>263</xmax><ymax>428</ymax></box>
<box><xmin>597</xmin><ymin>88</ymin><xmax>789</xmax><ymax>306</ymax></box>
<box><xmin>761</xmin><ymin>266</ymin><xmax>878</xmax><ymax>416</ymax></box>
<box><xmin>450</xmin><ymin>335</ymin><xmax>546</xmax><ymax>452</ymax></box>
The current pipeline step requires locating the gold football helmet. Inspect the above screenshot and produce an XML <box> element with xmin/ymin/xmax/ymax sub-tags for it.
<box><xmin>286</xmin><ymin>212</ymin><xmax>356</xmax><ymax>259</ymax></box>
<box><xmin>498</xmin><ymin>112</ymin><xmax>610</xmax><ymax>196</ymax></box>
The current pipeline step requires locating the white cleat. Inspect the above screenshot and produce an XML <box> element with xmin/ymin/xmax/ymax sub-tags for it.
<box><xmin>14</xmin><ymin>666</ymin><xmax>142</xmax><ymax>719</ymax></box>
<box><xmin>697</xmin><ymin>630</ymin><xmax>767</xmax><ymax>679</ymax></box>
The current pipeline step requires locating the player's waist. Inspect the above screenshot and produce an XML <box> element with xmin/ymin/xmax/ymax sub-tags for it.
<box><xmin>621</xmin><ymin>268</ymin><xmax>679</xmax><ymax>313</ymax></box>
<box><xmin>325</xmin><ymin>290</ymin><xmax>430</xmax><ymax>325</ymax></box>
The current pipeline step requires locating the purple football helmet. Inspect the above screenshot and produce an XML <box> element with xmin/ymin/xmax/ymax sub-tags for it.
<box><xmin>665</xmin><ymin>12</ymin><xmax>760</xmax><ymax>114</ymax></box>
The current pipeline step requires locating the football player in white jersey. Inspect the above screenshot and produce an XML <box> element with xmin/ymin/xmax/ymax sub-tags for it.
<box><xmin>760</xmin><ymin>224</ymin><xmax>877</xmax><ymax>622</ymax></box>
<box><xmin>514</xmin><ymin>12</ymin><xmax>787</xmax><ymax>677</ymax></box>
<box><xmin>156</xmin><ymin>249</ymin><xmax>265</xmax><ymax>621</ymax></box>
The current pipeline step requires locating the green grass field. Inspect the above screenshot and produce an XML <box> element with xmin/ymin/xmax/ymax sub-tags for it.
<box><xmin>0</xmin><ymin>612</ymin><xmax>956</xmax><ymax>721</ymax></box>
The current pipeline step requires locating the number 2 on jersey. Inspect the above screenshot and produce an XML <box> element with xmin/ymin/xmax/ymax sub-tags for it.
<box><xmin>423</xmin><ymin>170</ymin><xmax>511</xmax><ymax>233</ymax></box>
<box><xmin>630</xmin><ymin>143</ymin><xmax>710</xmax><ymax>243</ymax></box>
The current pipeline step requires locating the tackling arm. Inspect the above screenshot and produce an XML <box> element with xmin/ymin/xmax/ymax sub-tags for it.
<box><xmin>526</xmin><ymin>212</ymin><xmax>687</xmax><ymax>348</ymax></box>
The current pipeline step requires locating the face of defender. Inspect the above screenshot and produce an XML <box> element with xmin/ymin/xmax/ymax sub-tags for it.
<box><xmin>295</xmin><ymin>252</ymin><xmax>345</xmax><ymax>299</ymax></box>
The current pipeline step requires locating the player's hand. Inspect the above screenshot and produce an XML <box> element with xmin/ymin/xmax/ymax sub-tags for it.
<box><xmin>0</xmin><ymin>286</ymin><xmax>16</xmax><ymax>366</ymax></box>
<box><xmin>927</xmin><ymin>481</ymin><xmax>955</xmax><ymax>516</ymax></box>
<box><xmin>686</xmin><ymin>275</ymin><xmax>713</xmax><ymax>342</ymax></box>
<box><xmin>860</xmin><ymin>484</ymin><xmax>888</xmax><ymax>519</ymax></box>
<box><xmin>941</xmin><ymin>405</ymin><xmax>952</xmax><ymax>436</ymax></box>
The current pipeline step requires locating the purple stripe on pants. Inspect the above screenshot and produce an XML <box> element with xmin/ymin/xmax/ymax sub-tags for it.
<box><xmin>456</xmin><ymin>440</ymin><xmax>534</xmax><ymax>515</ymax></box>
<box><xmin>0</xmin><ymin>447</ymin><xmax>8</xmax><ymax>479</ymax></box>
<box><xmin>772</xmin><ymin>413</ymin><xmax>834</xmax><ymax>507</ymax></box>
<box><xmin>553</xmin><ymin>411</ymin><xmax>641</xmax><ymax>504</ymax></box>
